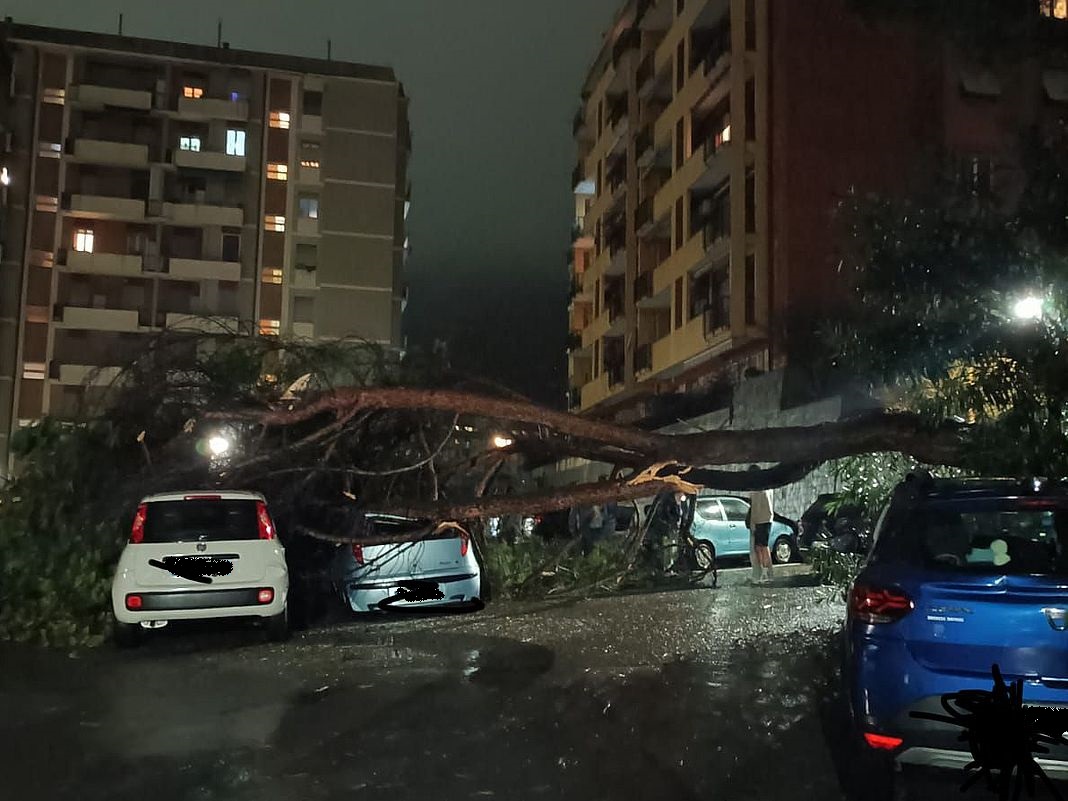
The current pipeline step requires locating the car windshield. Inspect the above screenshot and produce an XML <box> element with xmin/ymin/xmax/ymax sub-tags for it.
<box><xmin>142</xmin><ymin>500</ymin><xmax>260</xmax><ymax>543</ymax></box>
<box><xmin>909</xmin><ymin>498</ymin><xmax>1068</xmax><ymax>575</ymax></box>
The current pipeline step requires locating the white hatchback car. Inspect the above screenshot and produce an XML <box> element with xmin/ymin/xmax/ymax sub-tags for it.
<box><xmin>111</xmin><ymin>491</ymin><xmax>289</xmax><ymax>645</ymax></box>
<box><xmin>331</xmin><ymin>515</ymin><xmax>482</xmax><ymax>613</ymax></box>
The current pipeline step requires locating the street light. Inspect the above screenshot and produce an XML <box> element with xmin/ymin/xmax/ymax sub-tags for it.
<box><xmin>1013</xmin><ymin>296</ymin><xmax>1044</xmax><ymax>322</ymax></box>
<box><xmin>492</xmin><ymin>434</ymin><xmax>514</xmax><ymax>449</ymax></box>
<box><xmin>207</xmin><ymin>435</ymin><xmax>231</xmax><ymax>457</ymax></box>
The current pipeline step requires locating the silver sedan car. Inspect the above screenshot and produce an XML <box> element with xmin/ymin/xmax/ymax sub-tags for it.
<box><xmin>331</xmin><ymin>515</ymin><xmax>482</xmax><ymax>613</ymax></box>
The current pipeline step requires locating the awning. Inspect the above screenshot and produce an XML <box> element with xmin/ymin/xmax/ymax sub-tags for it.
<box><xmin>960</xmin><ymin>69</ymin><xmax>1002</xmax><ymax>98</ymax></box>
<box><xmin>1043</xmin><ymin>70</ymin><xmax>1068</xmax><ymax>103</ymax></box>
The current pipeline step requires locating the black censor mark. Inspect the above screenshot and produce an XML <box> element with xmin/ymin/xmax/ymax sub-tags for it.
<box><xmin>148</xmin><ymin>556</ymin><xmax>233</xmax><ymax>585</ymax></box>
<box><xmin>913</xmin><ymin>664</ymin><xmax>1068</xmax><ymax>800</ymax></box>
<box><xmin>376</xmin><ymin>580</ymin><xmax>483</xmax><ymax>615</ymax></box>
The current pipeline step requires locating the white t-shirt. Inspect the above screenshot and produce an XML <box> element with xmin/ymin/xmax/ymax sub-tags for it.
<box><xmin>749</xmin><ymin>489</ymin><xmax>774</xmax><ymax>526</ymax></box>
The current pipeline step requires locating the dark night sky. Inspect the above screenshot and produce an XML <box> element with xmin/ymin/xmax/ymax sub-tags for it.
<box><xmin>2</xmin><ymin>0</ymin><xmax>622</xmax><ymax>403</ymax></box>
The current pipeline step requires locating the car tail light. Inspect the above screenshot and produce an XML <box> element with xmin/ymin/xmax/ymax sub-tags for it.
<box><xmin>257</xmin><ymin>588</ymin><xmax>274</xmax><ymax>604</ymax></box>
<box><xmin>351</xmin><ymin>543</ymin><xmax>364</xmax><ymax>565</ymax></box>
<box><xmin>125</xmin><ymin>594</ymin><xmax>143</xmax><ymax>610</ymax></box>
<box><xmin>849</xmin><ymin>583</ymin><xmax>914</xmax><ymax>624</ymax></box>
<box><xmin>129</xmin><ymin>504</ymin><xmax>147</xmax><ymax>544</ymax></box>
<box><xmin>460</xmin><ymin>531</ymin><xmax>470</xmax><ymax>558</ymax></box>
<box><xmin>863</xmin><ymin>732</ymin><xmax>903</xmax><ymax>750</ymax></box>
<box><xmin>256</xmin><ymin>501</ymin><xmax>275</xmax><ymax>540</ymax></box>
<box><xmin>184</xmin><ymin>494</ymin><xmax>222</xmax><ymax>501</ymax></box>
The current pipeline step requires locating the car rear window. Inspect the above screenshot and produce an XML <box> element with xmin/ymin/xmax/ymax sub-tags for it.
<box><xmin>143</xmin><ymin>500</ymin><xmax>260</xmax><ymax>543</ymax></box>
<box><xmin>884</xmin><ymin>498</ymin><xmax>1068</xmax><ymax>575</ymax></box>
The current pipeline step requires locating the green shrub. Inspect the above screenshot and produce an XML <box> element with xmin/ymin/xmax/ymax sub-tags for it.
<box><xmin>810</xmin><ymin>546</ymin><xmax>863</xmax><ymax>596</ymax></box>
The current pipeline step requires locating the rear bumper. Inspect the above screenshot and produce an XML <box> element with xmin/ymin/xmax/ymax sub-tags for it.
<box><xmin>112</xmin><ymin>584</ymin><xmax>287</xmax><ymax>623</ymax></box>
<box><xmin>342</xmin><ymin>573</ymin><xmax>480</xmax><ymax>613</ymax></box>
<box><xmin>897</xmin><ymin>746</ymin><xmax>1068</xmax><ymax>777</ymax></box>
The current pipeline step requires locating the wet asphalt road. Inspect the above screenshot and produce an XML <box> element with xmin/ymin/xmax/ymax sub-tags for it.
<box><xmin>1</xmin><ymin>567</ymin><xmax>961</xmax><ymax>801</ymax></box>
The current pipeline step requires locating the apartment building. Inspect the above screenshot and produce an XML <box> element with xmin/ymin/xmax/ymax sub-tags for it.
<box><xmin>0</xmin><ymin>21</ymin><xmax>410</xmax><ymax>464</ymax></box>
<box><xmin>568</xmin><ymin>0</ymin><xmax>1068</xmax><ymax>423</ymax></box>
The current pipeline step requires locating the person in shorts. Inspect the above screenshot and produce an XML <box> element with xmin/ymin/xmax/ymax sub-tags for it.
<box><xmin>747</xmin><ymin>466</ymin><xmax>775</xmax><ymax>583</ymax></box>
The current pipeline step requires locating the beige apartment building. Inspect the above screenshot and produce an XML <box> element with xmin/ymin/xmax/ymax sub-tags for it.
<box><xmin>0</xmin><ymin>20</ymin><xmax>410</xmax><ymax>463</ymax></box>
<box><xmin>569</xmin><ymin>0</ymin><xmax>768</xmax><ymax>420</ymax></box>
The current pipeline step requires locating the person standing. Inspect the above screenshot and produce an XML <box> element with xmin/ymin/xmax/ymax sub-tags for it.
<box><xmin>748</xmin><ymin>468</ymin><xmax>775</xmax><ymax>583</ymax></box>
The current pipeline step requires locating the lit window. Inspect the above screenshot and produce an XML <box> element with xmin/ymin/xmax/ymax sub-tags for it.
<box><xmin>264</xmin><ymin>215</ymin><xmax>286</xmax><ymax>232</ymax></box>
<box><xmin>42</xmin><ymin>88</ymin><xmax>65</xmax><ymax>105</ymax></box>
<box><xmin>261</xmin><ymin>268</ymin><xmax>283</xmax><ymax>285</ymax></box>
<box><xmin>179</xmin><ymin>136</ymin><xmax>201</xmax><ymax>152</ymax></box>
<box><xmin>38</xmin><ymin>142</ymin><xmax>61</xmax><ymax>159</ymax></box>
<box><xmin>1043</xmin><ymin>0</ymin><xmax>1067</xmax><ymax>18</ymax></box>
<box><xmin>183</xmin><ymin>86</ymin><xmax>204</xmax><ymax>99</ymax></box>
<box><xmin>267</xmin><ymin>163</ymin><xmax>288</xmax><ymax>181</ymax></box>
<box><xmin>259</xmin><ymin>319</ymin><xmax>281</xmax><ymax>336</ymax></box>
<box><xmin>226</xmin><ymin>129</ymin><xmax>246</xmax><ymax>157</ymax></box>
<box><xmin>269</xmin><ymin>111</ymin><xmax>291</xmax><ymax>130</ymax></box>
<box><xmin>298</xmin><ymin>196</ymin><xmax>319</xmax><ymax>220</ymax></box>
<box><xmin>35</xmin><ymin>195</ymin><xmax>58</xmax><ymax>212</ymax></box>
<box><xmin>300</xmin><ymin>158</ymin><xmax>320</xmax><ymax>168</ymax></box>
<box><xmin>74</xmin><ymin>228</ymin><xmax>94</xmax><ymax>253</ymax></box>
<box><xmin>22</xmin><ymin>362</ymin><xmax>46</xmax><ymax>381</ymax></box>
<box><xmin>300</xmin><ymin>141</ymin><xmax>320</xmax><ymax>169</ymax></box>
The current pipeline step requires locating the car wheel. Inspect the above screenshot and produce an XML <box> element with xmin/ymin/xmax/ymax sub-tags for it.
<box><xmin>266</xmin><ymin>606</ymin><xmax>289</xmax><ymax>642</ymax></box>
<box><xmin>692</xmin><ymin>539</ymin><xmax>715</xmax><ymax>571</ymax></box>
<box><xmin>113</xmin><ymin>620</ymin><xmax>141</xmax><ymax>649</ymax></box>
<box><xmin>772</xmin><ymin>536</ymin><xmax>796</xmax><ymax>565</ymax></box>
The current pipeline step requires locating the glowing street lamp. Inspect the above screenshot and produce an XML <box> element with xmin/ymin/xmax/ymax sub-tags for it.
<box><xmin>1013</xmin><ymin>296</ymin><xmax>1044</xmax><ymax>322</ymax></box>
<box><xmin>492</xmin><ymin>434</ymin><xmax>514</xmax><ymax>449</ymax></box>
<box><xmin>207</xmin><ymin>435</ymin><xmax>231</xmax><ymax>457</ymax></box>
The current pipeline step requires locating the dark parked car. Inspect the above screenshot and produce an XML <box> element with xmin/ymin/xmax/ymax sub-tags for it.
<box><xmin>800</xmin><ymin>493</ymin><xmax>872</xmax><ymax>554</ymax></box>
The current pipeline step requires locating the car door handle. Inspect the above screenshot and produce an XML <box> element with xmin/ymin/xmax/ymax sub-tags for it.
<box><xmin>728</xmin><ymin>524</ymin><xmax>737</xmax><ymax>529</ymax></box>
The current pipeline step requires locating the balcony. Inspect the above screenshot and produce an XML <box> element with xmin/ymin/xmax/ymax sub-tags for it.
<box><xmin>164</xmin><ymin>202</ymin><xmax>244</xmax><ymax>227</ymax></box>
<box><xmin>581</xmin><ymin>373</ymin><xmax>611</xmax><ymax>409</ymax></box>
<box><xmin>606</xmin><ymin>361</ymin><xmax>625</xmax><ymax>389</ymax></box>
<box><xmin>59</xmin><ymin>307</ymin><xmax>142</xmax><ymax>332</ymax></box>
<box><xmin>66</xmin><ymin>194</ymin><xmax>145</xmax><ymax>221</ymax></box>
<box><xmin>72</xmin><ymin>139</ymin><xmax>149</xmax><ymax>167</ymax></box>
<box><xmin>703</xmin><ymin>293</ymin><xmax>731</xmax><ymax>339</ymax></box>
<box><xmin>56</xmin><ymin>364</ymin><xmax>124</xmax><ymax>387</ymax></box>
<box><xmin>636</xmin><ymin>52</ymin><xmax>655</xmax><ymax>97</ymax></box>
<box><xmin>572</xmin><ymin>108</ymin><xmax>590</xmax><ymax>140</ymax></box>
<box><xmin>612</xmin><ymin>27</ymin><xmax>641</xmax><ymax>70</ymax></box>
<box><xmin>635</xmin><ymin>124</ymin><xmax>654</xmax><ymax>168</ymax></box>
<box><xmin>635</xmin><ymin>343</ymin><xmax>653</xmax><ymax>375</ymax></box>
<box><xmin>168</xmin><ymin>258</ymin><xmax>241</xmax><ymax>282</ymax></box>
<box><xmin>176</xmin><ymin>95</ymin><xmax>249</xmax><ymax>121</ymax></box>
<box><xmin>164</xmin><ymin>313</ymin><xmax>239</xmax><ymax>333</ymax></box>
<box><xmin>581</xmin><ymin>310</ymin><xmax>611</xmax><ymax>349</ymax></box>
<box><xmin>651</xmin><ymin>315</ymin><xmax>708</xmax><ymax>374</ymax></box>
<box><xmin>634</xmin><ymin>270</ymin><xmax>654</xmax><ymax>303</ymax></box>
<box><xmin>173</xmin><ymin>149</ymin><xmax>246</xmax><ymax>172</ymax></box>
<box><xmin>69</xmin><ymin>84</ymin><xmax>152</xmax><ymax>111</ymax></box>
<box><xmin>64</xmin><ymin>251</ymin><xmax>144</xmax><ymax>277</ymax></box>
<box><xmin>635</xmin><ymin>196</ymin><xmax>654</xmax><ymax>235</ymax></box>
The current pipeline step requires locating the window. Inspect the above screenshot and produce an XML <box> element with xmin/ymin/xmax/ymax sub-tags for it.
<box><xmin>259</xmin><ymin>319</ymin><xmax>281</xmax><ymax>336</ymax></box>
<box><xmin>593</xmin><ymin>339</ymin><xmax>600</xmax><ymax>377</ymax></box>
<box><xmin>675</xmin><ymin>118</ymin><xmax>685</xmax><ymax>170</ymax></box>
<box><xmin>1042</xmin><ymin>0</ymin><xmax>1067</xmax><ymax>19</ymax></box>
<box><xmin>38</xmin><ymin>142</ymin><xmax>61</xmax><ymax>158</ymax></box>
<box><xmin>264</xmin><ymin>215</ymin><xmax>286</xmax><ymax>233</ymax></box>
<box><xmin>298</xmin><ymin>195</ymin><xmax>319</xmax><ymax>220</ymax></box>
<box><xmin>222</xmin><ymin>232</ymin><xmax>241</xmax><ymax>262</ymax></box>
<box><xmin>597</xmin><ymin>100</ymin><xmax>604</xmax><ymax>133</ymax></box>
<box><xmin>745</xmin><ymin>167</ymin><xmax>756</xmax><ymax>233</ymax></box>
<box><xmin>22</xmin><ymin>361</ymin><xmax>46</xmax><ymax>381</ymax></box>
<box><xmin>594</xmin><ymin>278</ymin><xmax>601</xmax><ymax>317</ymax></box>
<box><xmin>179</xmin><ymin>136</ymin><xmax>201</xmax><ymax>152</ymax></box>
<box><xmin>267</xmin><ymin>163</ymin><xmax>288</xmax><ymax>181</ymax></box>
<box><xmin>674</xmin><ymin>197</ymin><xmax>684</xmax><ymax>250</ymax></box>
<box><xmin>303</xmin><ymin>90</ymin><xmax>323</xmax><ymax>116</ymax></box>
<box><xmin>42</xmin><ymin>87</ymin><xmax>65</xmax><ymax>105</ymax></box>
<box><xmin>183</xmin><ymin>86</ymin><xmax>204</xmax><ymax>99</ymax></box>
<box><xmin>674</xmin><ymin>277</ymin><xmax>683</xmax><ymax>329</ymax></box>
<box><xmin>745</xmin><ymin>80</ymin><xmax>756</xmax><ymax>141</ymax></box>
<box><xmin>696</xmin><ymin>500</ymin><xmax>725</xmax><ymax>522</ymax></box>
<box><xmin>261</xmin><ymin>268</ymin><xmax>283</xmax><ymax>285</ymax></box>
<box><xmin>296</xmin><ymin>243</ymin><xmax>318</xmax><ymax>269</ymax></box>
<box><xmin>269</xmin><ymin>111</ymin><xmax>291</xmax><ymax>130</ymax></box>
<box><xmin>745</xmin><ymin>254</ymin><xmax>756</xmax><ymax>325</ymax></box>
<box><xmin>720</xmin><ymin>498</ymin><xmax>749</xmax><ymax>522</ymax></box>
<box><xmin>300</xmin><ymin>141</ymin><xmax>321</xmax><ymax>168</ymax></box>
<box><xmin>74</xmin><ymin>228</ymin><xmax>94</xmax><ymax>253</ymax></box>
<box><xmin>293</xmin><ymin>296</ymin><xmax>315</xmax><ymax>324</ymax></box>
<box><xmin>226</xmin><ymin>129</ymin><xmax>246</xmax><ymax>157</ymax></box>
<box><xmin>676</xmin><ymin>40</ymin><xmax>686</xmax><ymax>93</ymax></box>
<box><xmin>745</xmin><ymin>0</ymin><xmax>757</xmax><ymax>49</ymax></box>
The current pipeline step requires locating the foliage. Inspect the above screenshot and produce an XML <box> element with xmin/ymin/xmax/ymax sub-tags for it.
<box><xmin>828</xmin><ymin>122</ymin><xmax>1068</xmax><ymax>477</ymax></box>
<box><xmin>810</xmin><ymin>546</ymin><xmax>863</xmax><ymax>595</ymax></box>
<box><xmin>483</xmin><ymin>537</ymin><xmax>633</xmax><ymax>600</ymax></box>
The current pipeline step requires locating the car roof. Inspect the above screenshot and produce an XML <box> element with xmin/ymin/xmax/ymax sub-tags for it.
<box><xmin>905</xmin><ymin>476</ymin><xmax>1068</xmax><ymax>501</ymax></box>
<box><xmin>140</xmin><ymin>490</ymin><xmax>266</xmax><ymax>504</ymax></box>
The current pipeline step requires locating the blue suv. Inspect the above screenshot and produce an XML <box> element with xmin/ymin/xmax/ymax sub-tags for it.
<box><xmin>846</xmin><ymin>473</ymin><xmax>1068</xmax><ymax>792</ymax></box>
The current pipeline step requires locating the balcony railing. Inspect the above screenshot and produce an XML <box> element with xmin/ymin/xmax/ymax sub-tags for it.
<box><xmin>636</xmin><ymin>51</ymin><xmax>655</xmax><ymax>94</ymax></box>
<box><xmin>607</xmin><ymin>362</ymin><xmax>625</xmax><ymax>388</ymax></box>
<box><xmin>635</xmin><ymin>343</ymin><xmax>653</xmax><ymax>374</ymax></box>
<box><xmin>703</xmin><ymin>294</ymin><xmax>731</xmax><ymax>338</ymax></box>
<box><xmin>635</xmin><ymin>196</ymin><xmax>653</xmax><ymax>234</ymax></box>
<box><xmin>607</xmin><ymin>95</ymin><xmax>627</xmax><ymax>130</ymax></box>
<box><xmin>635</xmin><ymin>124</ymin><xmax>653</xmax><ymax>164</ymax></box>
<box><xmin>606</xmin><ymin>291</ymin><xmax>626</xmax><ymax>323</ymax></box>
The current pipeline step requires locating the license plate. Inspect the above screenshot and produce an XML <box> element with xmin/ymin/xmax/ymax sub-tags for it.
<box><xmin>380</xmin><ymin>581</ymin><xmax>444</xmax><ymax>607</ymax></box>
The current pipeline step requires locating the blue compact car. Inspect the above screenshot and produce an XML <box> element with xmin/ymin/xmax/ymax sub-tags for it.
<box><xmin>846</xmin><ymin>473</ymin><xmax>1068</xmax><ymax>795</ymax></box>
<box><xmin>691</xmin><ymin>495</ymin><xmax>798</xmax><ymax>564</ymax></box>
